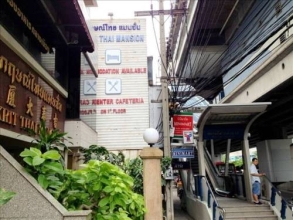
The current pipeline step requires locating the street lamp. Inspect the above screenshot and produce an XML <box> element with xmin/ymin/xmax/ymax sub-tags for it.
<box><xmin>143</xmin><ymin>128</ymin><xmax>159</xmax><ymax>147</ymax></box>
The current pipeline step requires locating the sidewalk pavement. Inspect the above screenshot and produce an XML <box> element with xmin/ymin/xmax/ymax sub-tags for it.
<box><xmin>173</xmin><ymin>187</ymin><xmax>194</xmax><ymax>220</ymax></box>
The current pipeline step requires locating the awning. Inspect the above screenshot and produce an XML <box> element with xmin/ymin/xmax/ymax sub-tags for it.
<box><xmin>71</xmin><ymin>0</ymin><xmax>95</xmax><ymax>52</ymax></box>
<box><xmin>33</xmin><ymin>0</ymin><xmax>95</xmax><ymax>53</ymax></box>
<box><xmin>197</xmin><ymin>102</ymin><xmax>271</xmax><ymax>144</ymax></box>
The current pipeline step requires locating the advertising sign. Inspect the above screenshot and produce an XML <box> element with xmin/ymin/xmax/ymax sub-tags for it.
<box><xmin>172</xmin><ymin>147</ymin><xmax>194</xmax><ymax>159</ymax></box>
<box><xmin>183</xmin><ymin>130</ymin><xmax>193</xmax><ymax>144</ymax></box>
<box><xmin>173</xmin><ymin>112</ymin><xmax>193</xmax><ymax>137</ymax></box>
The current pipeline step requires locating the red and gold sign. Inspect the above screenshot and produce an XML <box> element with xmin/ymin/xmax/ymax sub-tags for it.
<box><xmin>0</xmin><ymin>40</ymin><xmax>66</xmax><ymax>135</ymax></box>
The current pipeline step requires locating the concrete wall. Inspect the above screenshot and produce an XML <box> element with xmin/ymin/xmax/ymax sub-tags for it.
<box><xmin>64</xmin><ymin>120</ymin><xmax>98</xmax><ymax>148</ymax></box>
<box><xmin>185</xmin><ymin>194</ymin><xmax>211</xmax><ymax>220</ymax></box>
<box><xmin>257</xmin><ymin>139</ymin><xmax>293</xmax><ymax>182</ymax></box>
<box><xmin>180</xmin><ymin>170</ymin><xmax>212</xmax><ymax>220</ymax></box>
<box><xmin>0</xmin><ymin>146</ymin><xmax>91</xmax><ymax>220</ymax></box>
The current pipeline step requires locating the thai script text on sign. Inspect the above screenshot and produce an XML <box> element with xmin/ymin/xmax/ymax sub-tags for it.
<box><xmin>173</xmin><ymin>113</ymin><xmax>193</xmax><ymax>137</ymax></box>
<box><xmin>93</xmin><ymin>23</ymin><xmax>141</xmax><ymax>31</ymax></box>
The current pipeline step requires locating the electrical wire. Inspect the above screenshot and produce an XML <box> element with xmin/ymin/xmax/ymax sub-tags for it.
<box><xmin>173</xmin><ymin>0</ymin><xmax>293</xmax><ymax>104</ymax></box>
<box><xmin>195</xmin><ymin>1</ymin><xmax>286</xmax><ymax>87</ymax></box>
<box><xmin>173</xmin><ymin>0</ymin><xmax>223</xmax><ymax>107</ymax></box>
<box><xmin>195</xmin><ymin>5</ymin><xmax>293</xmax><ymax>97</ymax></box>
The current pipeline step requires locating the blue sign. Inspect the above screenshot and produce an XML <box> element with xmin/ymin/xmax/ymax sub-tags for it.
<box><xmin>98</xmin><ymin>35</ymin><xmax>144</xmax><ymax>43</ymax></box>
<box><xmin>203</xmin><ymin>124</ymin><xmax>245</xmax><ymax>140</ymax></box>
<box><xmin>172</xmin><ymin>148</ymin><xmax>194</xmax><ymax>159</ymax></box>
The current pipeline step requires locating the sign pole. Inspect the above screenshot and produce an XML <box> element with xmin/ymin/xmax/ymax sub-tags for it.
<box><xmin>157</xmin><ymin>1</ymin><xmax>174</xmax><ymax>219</ymax></box>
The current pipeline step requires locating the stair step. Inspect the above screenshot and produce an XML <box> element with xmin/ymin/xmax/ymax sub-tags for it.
<box><xmin>225</xmin><ymin>215</ymin><xmax>278</xmax><ymax>220</ymax></box>
<box><xmin>225</xmin><ymin>210</ymin><xmax>274</xmax><ymax>217</ymax></box>
<box><xmin>223</xmin><ymin>205</ymin><xmax>271</xmax><ymax>211</ymax></box>
<box><xmin>218</xmin><ymin>199</ymin><xmax>278</xmax><ymax>220</ymax></box>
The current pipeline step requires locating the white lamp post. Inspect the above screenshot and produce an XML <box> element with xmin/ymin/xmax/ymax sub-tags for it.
<box><xmin>143</xmin><ymin>128</ymin><xmax>159</xmax><ymax>147</ymax></box>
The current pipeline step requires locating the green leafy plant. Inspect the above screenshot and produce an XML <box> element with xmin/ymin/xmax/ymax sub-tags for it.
<box><xmin>125</xmin><ymin>158</ymin><xmax>143</xmax><ymax>195</ymax></box>
<box><xmin>161</xmin><ymin>157</ymin><xmax>172</xmax><ymax>174</ymax></box>
<box><xmin>0</xmin><ymin>188</ymin><xmax>15</xmax><ymax>207</ymax></box>
<box><xmin>124</xmin><ymin>156</ymin><xmax>173</xmax><ymax>195</ymax></box>
<box><xmin>80</xmin><ymin>145</ymin><xmax>125</xmax><ymax>168</ymax></box>
<box><xmin>59</xmin><ymin>160</ymin><xmax>146</xmax><ymax>219</ymax></box>
<box><xmin>20</xmin><ymin>148</ymin><xmax>146</xmax><ymax>219</ymax></box>
<box><xmin>161</xmin><ymin>156</ymin><xmax>172</xmax><ymax>187</ymax></box>
<box><xmin>26</xmin><ymin>119</ymin><xmax>72</xmax><ymax>153</ymax></box>
<box><xmin>232</xmin><ymin>158</ymin><xmax>243</xmax><ymax>167</ymax></box>
<box><xmin>20</xmin><ymin>147</ymin><xmax>64</xmax><ymax>195</ymax></box>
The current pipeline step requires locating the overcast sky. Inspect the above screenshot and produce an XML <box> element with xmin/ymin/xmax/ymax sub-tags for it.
<box><xmin>88</xmin><ymin>0</ymin><xmax>172</xmax><ymax>82</ymax></box>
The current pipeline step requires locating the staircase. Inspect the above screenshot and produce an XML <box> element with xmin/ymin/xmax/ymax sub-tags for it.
<box><xmin>218</xmin><ymin>197</ymin><xmax>278</xmax><ymax>220</ymax></box>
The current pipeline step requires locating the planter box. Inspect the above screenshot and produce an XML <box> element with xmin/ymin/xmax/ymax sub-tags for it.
<box><xmin>0</xmin><ymin>146</ymin><xmax>92</xmax><ymax>220</ymax></box>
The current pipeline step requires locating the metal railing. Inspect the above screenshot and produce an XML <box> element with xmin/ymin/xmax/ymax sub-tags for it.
<box><xmin>264</xmin><ymin>176</ymin><xmax>293</xmax><ymax>220</ymax></box>
<box><xmin>204</xmin><ymin>148</ymin><xmax>233</xmax><ymax>197</ymax></box>
<box><xmin>194</xmin><ymin>175</ymin><xmax>225</xmax><ymax>220</ymax></box>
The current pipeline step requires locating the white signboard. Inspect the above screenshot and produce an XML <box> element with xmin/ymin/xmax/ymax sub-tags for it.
<box><xmin>183</xmin><ymin>130</ymin><xmax>193</xmax><ymax>144</ymax></box>
<box><xmin>83</xmin><ymin>79</ymin><xmax>97</xmax><ymax>95</ymax></box>
<box><xmin>80</xmin><ymin>19</ymin><xmax>148</xmax><ymax>150</ymax></box>
<box><xmin>105</xmin><ymin>79</ymin><xmax>122</xmax><ymax>94</ymax></box>
<box><xmin>164</xmin><ymin>166</ymin><xmax>174</xmax><ymax>180</ymax></box>
<box><xmin>105</xmin><ymin>49</ymin><xmax>121</xmax><ymax>64</ymax></box>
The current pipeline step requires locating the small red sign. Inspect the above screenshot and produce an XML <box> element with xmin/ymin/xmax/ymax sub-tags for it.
<box><xmin>173</xmin><ymin>113</ymin><xmax>193</xmax><ymax>137</ymax></box>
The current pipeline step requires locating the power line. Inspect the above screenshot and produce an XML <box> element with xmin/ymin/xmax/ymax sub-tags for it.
<box><xmin>173</xmin><ymin>0</ymin><xmax>293</xmax><ymax>103</ymax></box>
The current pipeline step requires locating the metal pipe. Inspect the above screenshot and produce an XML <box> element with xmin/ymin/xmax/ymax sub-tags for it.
<box><xmin>219</xmin><ymin>0</ymin><xmax>239</xmax><ymax>36</ymax></box>
<box><xmin>224</xmin><ymin>139</ymin><xmax>231</xmax><ymax>176</ymax></box>
<box><xmin>83</xmin><ymin>52</ymin><xmax>98</xmax><ymax>78</ymax></box>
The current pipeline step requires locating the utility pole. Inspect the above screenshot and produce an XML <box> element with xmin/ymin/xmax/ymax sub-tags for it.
<box><xmin>158</xmin><ymin>1</ymin><xmax>173</xmax><ymax>220</ymax></box>
<box><xmin>135</xmin><ymin>2</ymin><xmax>184</xmax><ymax>220</ymax></box>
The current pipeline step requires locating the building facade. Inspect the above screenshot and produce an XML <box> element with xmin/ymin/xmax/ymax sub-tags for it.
<box><xmin>80</xmin><ymin>18</ymin><xmax>149</xmax><ymax>156</ymax></box>
<box><xmin>0</xmin><ymin>0</ymin><xmax>96</xmax><ymax>158</ymax></box>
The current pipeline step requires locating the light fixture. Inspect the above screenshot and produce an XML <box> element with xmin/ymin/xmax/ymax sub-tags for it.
<box><xmin>108</xmin><ymin>12</ymin><xmax>113</xmax><ymax>19</ymax></box>
<box><xmin>143</xmin><ymin>128</ymin><xmax>159</xmax><ymax>147</ymax></box>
